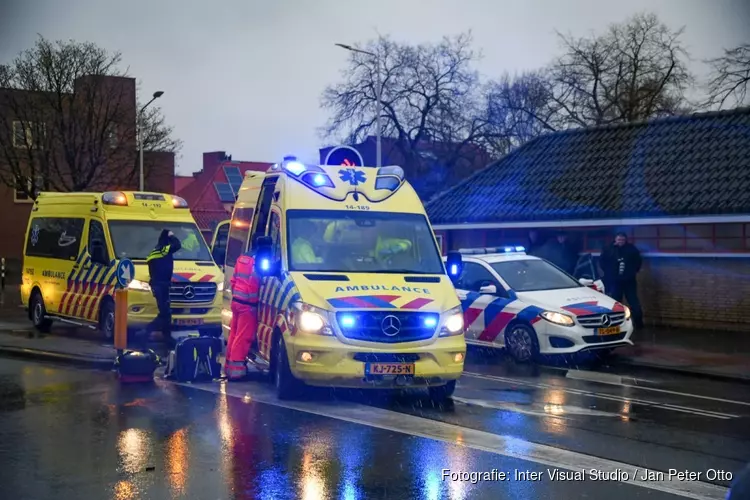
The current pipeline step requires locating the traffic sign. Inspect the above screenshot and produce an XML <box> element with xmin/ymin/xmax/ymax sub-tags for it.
<box><xmin>116</xmin><ymin>258</ymin><xmax>136</xmax><ymax>288</ymax></box>
<box><xmin>324</xmin><ymin>145</ymin><xmax>365</xmax><ymax>167</ymax></box>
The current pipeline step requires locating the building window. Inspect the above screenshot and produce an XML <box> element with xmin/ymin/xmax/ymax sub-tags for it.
<box><xmin>14</xmin><ymin>177</ymin><xmax>36</xmax><ymax>203</ymax></box>
<box><xmin>12</xmin><ymin>121</ymin><xmax>46</xmax><ymax>149</ymax></box>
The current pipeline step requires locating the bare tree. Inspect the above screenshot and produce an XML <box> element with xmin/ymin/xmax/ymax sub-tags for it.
<box><xmin>547</xmin><ymin>12</ymin><xmax>692</xmax><ymax>128</ymax></box>
<box><xmin>320</xmin><ymin>33</ymin><xmax>492</xmax><ymax>198</ymax></box>
<box><xmin>0</xmin><ymin>37</ymin><xmax>180</xmax><ymax>199</ymax></box>
<box><xmin>705</xmin><ymin>43</ymin><xmax>750</xmax><ymax>109</ymax></box>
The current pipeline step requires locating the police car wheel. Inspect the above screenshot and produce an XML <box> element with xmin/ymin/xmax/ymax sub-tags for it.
<box><xmin>428</xmin><ymin>380</ymin><xmax>456</xmax><ymax>402</ymax></box>
<box><xmin>505</xmin><ymin>324</ymin><xmax>539</xmax><ymax>363</ymax></box>
<box><xmin>31</xmin><ymin>292</ymin><xmax>52</xmax><ymax>333</ymax></box>
<box><xmin>99</xmin><ymin>301</ymin><xmax>115</xmax><ymax>341</ymax></box>
<box><xmin>274</xmin><ymin>337</ymin><xmax>300</xmax><ymax>400</ymax></box>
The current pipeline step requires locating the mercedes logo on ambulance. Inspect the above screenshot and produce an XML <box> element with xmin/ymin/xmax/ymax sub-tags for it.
<box><xmin>381</xmin><ymin>315</ymin><xmax>401</xmax><ymax>336</ymax></box>
<box><xmin>183</xmin><ymin>286</ymin><xmax>196</xmax><ymax>300</ymax></box>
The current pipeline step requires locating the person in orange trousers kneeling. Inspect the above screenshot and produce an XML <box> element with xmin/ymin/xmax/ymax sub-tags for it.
<box><xmin>226</xmin><ymin>249</ymin><xmax>260</xmax><ymax>380</ymax></box>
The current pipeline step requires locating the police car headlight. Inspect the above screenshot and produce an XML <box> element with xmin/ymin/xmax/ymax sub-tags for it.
<box><xmin>128</xmin><ymin>279</ymin><xmax>151</xmax><ymax>292</ymax></box>
<box><xmin>291</xmin><ymin>302</ymin><xmax>333</xmax><ymax>335</ymax></box>
<box><xmin>540</xmin><ymin>311</ymin><xmax>575</xmax><ymax>327</ymax></box>
<box><xmin>623</xmin><ymin>306</ymin><xmax>631</xmax><ymax>321</ymax></box>
<box><xmin>439</xmin><ymin>306</ymin><xmax>465</xmax><ymax>337</ymax></box>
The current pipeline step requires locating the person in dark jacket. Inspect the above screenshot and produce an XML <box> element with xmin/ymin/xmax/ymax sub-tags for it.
<box><xmin>598</xmin><ymin>232</ymin><xmax>644</xmax><ymax>328</ymax></box>
<box><xmin>144</xmin><ymin>230</ymin><xmax>182</xmax><ymax>345</ymax></box>
<box><xmin>537</xmin><ymin>232</ymin><xmax>579</xmax><ymax>275</ymax></box>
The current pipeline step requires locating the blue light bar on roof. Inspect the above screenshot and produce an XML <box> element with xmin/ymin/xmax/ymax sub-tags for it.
<box><xmin>284</xmin><ymin>161</ymin><xmax>306</xmax><ymax>176</ymax></box>
<box><xmin>458</xmin><ymin>246</ymin><xmax>526</xmax><ymax>255</ymax></box>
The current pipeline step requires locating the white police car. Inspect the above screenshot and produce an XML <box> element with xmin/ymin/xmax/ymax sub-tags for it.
<box><xmin>445</xmin><ymin>247</ymin><xmax>634</xmax><ymax>362</ymax></box>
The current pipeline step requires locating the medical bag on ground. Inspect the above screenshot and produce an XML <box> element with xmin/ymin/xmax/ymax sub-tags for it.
<box><xmin>116</xmin><ymin>350</ymin><xmax>160</xmax><ymax>383</ymax></box>
<box><xmin>164</xmin><ymin>336</ymin><xmax>222</xmax><ymax>382</ymax></box>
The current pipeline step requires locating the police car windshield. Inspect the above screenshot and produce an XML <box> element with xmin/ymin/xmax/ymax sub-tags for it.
<box><xmin>108</xmin><ymin>221</ymin><xmax>212</xmax><ymax>261</ymax></box>
<box><xmin>491</xmin><ymin>259</ymin><xmax>581</xmax><ymax>292</ymax></box>
<box><xmin>286</xmin><ymin>210</ymin><xmax>444</xmax><ymax>274</ymax></box>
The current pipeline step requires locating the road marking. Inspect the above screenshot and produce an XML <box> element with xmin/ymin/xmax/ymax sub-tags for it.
<box><xmin>176</xmin><ymin>380</ymin><xmax>728</xmax><ymax>500</ymax></box>
<box><xmin>563</xmin><ymin>369</ymin><xmax>750</xmax><ymax>407</ymax></box>
<box><xmin>566</xmin><ymin>369</ymin><xmax>624</xmax><ymax>385</ymax></box>
<box><xmin>463</xmin><ymin>372</ymin><xmax>740</xmax><ymax>419</ymax></box>
<box><xmin>454</xmin><ymin>397</ymin><xmax>624</xmax><ymax>418</ymax></box>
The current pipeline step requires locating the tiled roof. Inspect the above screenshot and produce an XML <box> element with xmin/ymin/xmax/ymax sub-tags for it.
<box><xmin>426</xmin><ymin>107</ymin><xmax>750</xmax><ymax>225</ymax></box>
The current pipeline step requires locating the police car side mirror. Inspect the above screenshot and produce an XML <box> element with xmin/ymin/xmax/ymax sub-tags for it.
<box><xmin>446</xmin><ymin>252</ymin><xmax>463</xmax><ymax>284</ymax></box>
<box><xmin>479</xmin><ymin>284</ymin><xmax>497</xmax><ymax>294</ymax></box>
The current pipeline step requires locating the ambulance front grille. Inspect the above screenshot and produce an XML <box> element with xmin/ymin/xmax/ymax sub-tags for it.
<box><xmin>170</xmin><ymin>283</ymin><xmax>217</xmax><ymax>304</ymax></box>
<box><xmin>336</xmin><ymin>311</ymin><xmax>438</xmax><ymax>343</ymax></box>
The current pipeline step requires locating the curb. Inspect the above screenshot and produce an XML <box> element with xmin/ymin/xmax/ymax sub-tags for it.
<box><xmin>613</xmin><ymin>356</ymin><xmax>750</xmax><ymax>385</ymax></box>
<box><xmin>0</xmin><ymin>345</ymin><xmax>115</xmax><ymax>370</ymax></box>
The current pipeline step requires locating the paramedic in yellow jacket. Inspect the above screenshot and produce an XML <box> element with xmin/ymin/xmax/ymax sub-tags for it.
<box><xmin>323</xmin><ymin>221</ymin><xmax>412</xmax><ymax>262</ymax></box>
<box><xmin>292</xmin><ymin>223</ymin><xmax>323</xmax><ymax>264</ymax></box>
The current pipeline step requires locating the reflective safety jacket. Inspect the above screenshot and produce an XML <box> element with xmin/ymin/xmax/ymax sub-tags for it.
<box><xmin>375</xmin><ymin>237</ymin><xmax>412</xmax><ymax>258</ymax></box>
<box><xmin>231</xmin><ymin>253</ymin><xmax>260</xmax><ymax>305</ymax></box>
<box><xmin>182</xmin><ymin>232</ymin><xmax>200</xmax><ymax>252</ymax></box>
<box><xmin>291</xmin><ymin>238</ymin><xmax>321</xmax><ymax>264</ymax></box>
<box><xmin>147</xmin><ymin>236</ymin><xmax>182</xmax><ymax>284</ymax></box>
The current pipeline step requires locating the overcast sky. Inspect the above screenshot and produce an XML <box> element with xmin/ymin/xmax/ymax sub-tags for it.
<box><xmin>2</xmin><ymin>0</ymin><xmax>748</xmax><ymax>174</ymax></box>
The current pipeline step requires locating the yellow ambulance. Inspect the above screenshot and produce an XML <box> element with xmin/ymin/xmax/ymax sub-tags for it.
<box><xmin>215</xmin><ymin>158</ymin><xmax>466</xmax><ymax>400</ymax></box>
<box><xmin>21</xmin><ymin>191</ymin><xmax>224</xmax><ymax>341</ymax></box>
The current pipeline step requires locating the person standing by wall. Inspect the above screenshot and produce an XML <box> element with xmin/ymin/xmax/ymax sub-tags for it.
<box><xmin>598</xmin><ymin>232</ymin><xmax>644</xmax><ymax>329</ymax></box>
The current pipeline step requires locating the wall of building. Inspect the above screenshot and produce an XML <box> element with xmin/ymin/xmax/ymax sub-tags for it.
<box><xmin>437</xmin><ymin>225</ymin><xmax>750</xmax><ymax>332</ymax></box>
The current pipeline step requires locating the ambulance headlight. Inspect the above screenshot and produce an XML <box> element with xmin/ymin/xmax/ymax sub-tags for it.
<box><xmin>290</xmin><ymin>302</ymin><xmax>333</xmax><ymax>335</ymax></box>
<box><xmin>128</xmin><ymin>279</ymin><xmax>151</xmax><ymax>292</ymax></box>
<box><xmin>217</xmin><ymin>281</ymin><xmax>224</xmax><ymax>292</ymax></box>
<box><xmin>439</xmin><ymin>306</ymin><xmax>465</xmax><ymax>337</ymax></box>
<box><xmin>540</xmin><ymin>311</ymin><xmax>575</xmax><ymax>327</ymax></box>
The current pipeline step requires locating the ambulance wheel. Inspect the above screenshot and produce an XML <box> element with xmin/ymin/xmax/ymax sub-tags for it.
<box><xmin>30</xmin><ymin>291</ymin><xmax>52</xmax><ymax>333</ymax></box>
<box><xmin>273</xmin><ymin>336</ymin><xmax>301</xmax><ymax>400</ymax></box>
<box><xmin>505</xmin><ymin>323</ymin><xmax>539</xmax><ymax>363</ymax></box>
<box><xmin>99</xmin><ymin>300</ymin><xmax>115</xmax><ymax>342</ymax></box>
<box><xmin>428</xmin><ymin>380</ymin><xmax>456</xmax><ymax>402</ymax></box>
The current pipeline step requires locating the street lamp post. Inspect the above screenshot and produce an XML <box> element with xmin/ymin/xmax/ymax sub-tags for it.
<box><xmin>335</xmin><ymin>43</ymin><xmax>382</xmax><ymax>167</ymax></box>
<box><xmin>138</xmin><ymin>90</ymin><xmax>164</xmax><ymax>191</ymax></box>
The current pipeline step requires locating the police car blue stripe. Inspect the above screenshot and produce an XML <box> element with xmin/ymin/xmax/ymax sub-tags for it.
<box><xmin>517</xmin><ymin>305</ymin><xmax>544</xmax><ymax>323</ymax></box>
<box><xmin>483</xmin><ymin>297</ymin><xmax>514</xmax><ymax>325</ymax></box>
<box><xmin>461</xmin><ymin>292</ymin><xmax>482</xmax><ymax>310</ymax></box>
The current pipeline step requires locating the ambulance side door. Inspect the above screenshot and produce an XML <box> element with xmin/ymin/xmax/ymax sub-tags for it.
<box><xmin>79</xmin><ymin>218</ymin><xmax>112</xmax><ymax>322</ymax></box>
<box><xmin>210</xmin><ymin>220</ymin><xmax>230</xmax><ymax>267</ymax></box>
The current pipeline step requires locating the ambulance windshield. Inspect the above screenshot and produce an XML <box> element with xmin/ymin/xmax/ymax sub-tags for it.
<box><xmin>286</xmin><ymin>210</ymin><xmax>444</xmax><ymax>274</ymax></box>
<box><xmin>108</xmin><ymin>221</ymin><xmax>212</xmax><ymax>261</ymax></box>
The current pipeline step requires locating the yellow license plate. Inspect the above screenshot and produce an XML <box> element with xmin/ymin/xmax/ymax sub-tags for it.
<box><xmin>175</xmin><ymin>319</ymin><xmax>204</xmax><ymax>326</ymax></box>
<box><xmin>598</xmin><ymin>326</ymin><xmax>620</xmax><ymax>336</ymax></box>
<box><xmin>365</xmin><ymin>363</ymin><xmax>415</xmax><ymax>376</ymax></box>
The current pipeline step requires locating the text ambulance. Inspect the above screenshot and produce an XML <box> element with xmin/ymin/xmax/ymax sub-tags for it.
<box><xmin>215</xmin><ymin>158</ymin><xmax>466</xmax><ymax>400</ymax></box>
<box><xmin>21</xmin><ymin>192</ymin><xmax>224</xmax><ymax>341</ymax></box>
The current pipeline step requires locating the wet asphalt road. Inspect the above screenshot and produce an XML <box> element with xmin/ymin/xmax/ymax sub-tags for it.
<box><xmin>0</xmin><ymin>347</ymin><xmax>747</xmax><ymax>499</ymax></box>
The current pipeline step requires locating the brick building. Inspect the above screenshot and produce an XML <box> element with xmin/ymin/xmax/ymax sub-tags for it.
<box><xmin>176</xmin><ymin>151</ymin><xmax>272</xmax><ymax>239</ymax></box>
<box><xmin>319</xmin><ymin>135</ymin><xmax>492</xmax><ymax>200</ymax></box>
<box><xmin>0</xmin><ymin>75</ymin><xmax>175</xmax><ymax>278</ymax></box>
<box><xmin>426</xmin><ymin>107</ymin><xmax>750</xmax><ymax>332</ymax></box>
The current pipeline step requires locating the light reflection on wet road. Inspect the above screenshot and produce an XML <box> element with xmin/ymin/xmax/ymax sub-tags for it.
<box><xmin>0</xmin><ymin>353</ymin><xmax>746</xmax><ymax>499</ymax></box>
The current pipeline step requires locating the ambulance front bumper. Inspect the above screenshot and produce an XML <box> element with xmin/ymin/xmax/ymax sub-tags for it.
<box><xmin>286</xmin><ymin>332</ymin><xmax>466</xmax><ymax>389</ymax></box>
<box><xmin>125</xmin><ymin>290</ymin><xmax>223</xmax><ymax>337</ymax></box>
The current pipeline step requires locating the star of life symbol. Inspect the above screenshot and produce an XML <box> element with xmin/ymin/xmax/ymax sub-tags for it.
<box><xmin>381</xmin><ymin>315</ymin><xmax>401</xmax><ymax>336</ymax></box>
<box><xmin>30</xmin><ymin>225</ymin><xmax>40</xmax><ymax>246</ymax></box>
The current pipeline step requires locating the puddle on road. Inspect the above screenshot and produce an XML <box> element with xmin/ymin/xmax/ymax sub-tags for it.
<box><xmin>453</xmin><ymin>397</ymin><xmax>627</xmax><ymax>419</ymax></box>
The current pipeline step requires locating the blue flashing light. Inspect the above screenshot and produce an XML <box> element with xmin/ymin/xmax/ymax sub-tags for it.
<box><xmin>284</xmin><ymin>161</ymin><xmax>306</xmax><ymax>176</ymax></box>
<box><xmin>260</xmin><ymin>258</ymin><xmax>270</xmax><ymax>272</ymax></box>
<box><xmin>515</xmin><ymin>246</ymin><xmax>525</xmax><ymax>252</ymax></box>
<box><xmin>423</xmin><ymin>316</ymin><xmax>438</xmax><ymax>328</ymax></box>
<box><xmin>449</xmin><ymin>264</ymin><xmax>458</xmax><ymax>276</ymax></box>
<box><xmin>339</xmin><ymin>314</ymin><xmax>356</xmax><ymax>328</ymax></box>
<box><xmin>312</xmin><ymin>174</ymin><xmax>326</xmax><ymax>186</ymax></box>
<box><xmin>504</xmin><ymin>247</ymin><xmax>513</xmax><ymax>253</ymax></box>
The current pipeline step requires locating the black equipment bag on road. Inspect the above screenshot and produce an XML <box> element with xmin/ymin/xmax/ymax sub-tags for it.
<box><xmin>165</xmin><ymin>336</ymin><xmax>222</xmax><ymax>382</ymax></box>
<box><xmin>116</xmin><ymin>350</ymin><xmax>160</xmax><ymax>383</ymax></box>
